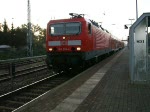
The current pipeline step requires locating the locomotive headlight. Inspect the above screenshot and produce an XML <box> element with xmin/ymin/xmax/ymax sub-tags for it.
<box><xmin>77</xmin><ymin>47</ymin><xmax>81</xmax><ymax>51</ymax></box>
<box><xmin>63</xmin><ymin>37</ymin><xmax>66</xmax><ymax>39</ymax></box>
<box><xmin>49</xmin><ymin>48</ymin><xmax>53</xmax><ymax>51</ymax></box>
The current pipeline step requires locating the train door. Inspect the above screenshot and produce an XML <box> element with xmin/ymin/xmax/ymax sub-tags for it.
<box><xmin>88</xmin><ymin>22</ymin><xmax>95</xmax><ymax>50</ymax></box>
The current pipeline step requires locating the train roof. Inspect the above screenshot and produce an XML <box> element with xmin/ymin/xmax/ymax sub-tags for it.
<box><xmin>48</xmin><ymin>13</ymin><xmax>109</xmax><ymax>33</ymax></box>
<box><xmin>49</xmin><ymin>13</ymin><xmax>94</xmax><ymax>24</ymax></box>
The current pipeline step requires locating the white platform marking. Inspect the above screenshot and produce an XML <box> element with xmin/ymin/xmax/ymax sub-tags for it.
<box><xmin>50</xmin><ymin>52</ymin><xmax>122</xmax><ymax>112</ymax></box>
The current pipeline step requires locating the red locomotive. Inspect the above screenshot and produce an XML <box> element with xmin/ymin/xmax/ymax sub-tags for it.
<box><xmin>46</xmin><ymin>13</ymin><xmax>124</xmax><ymax>72</ymax></box>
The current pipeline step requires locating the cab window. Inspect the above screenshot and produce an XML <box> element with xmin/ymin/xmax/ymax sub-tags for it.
<box><xmin>88</xmin><ymin>23</ymin><xmax>91</xmax><ymax>34</ymax></box>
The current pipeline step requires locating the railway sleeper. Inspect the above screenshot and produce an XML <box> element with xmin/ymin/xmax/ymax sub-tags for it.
<box><xmin>6</xmin><ymin>100</ymin><xmax>24</xmax><ymax>106</ymax></box>
<box><xmin>0</xmin><ymin>101</ymin><xmax>20</xmax><ymax>109</ymax></box>
<box><xmin>37</xmin><ymin>86</ymin><xmax>51</xmax><ymax>90</ymax></box>
<box><xmin>51</xmin><ymin>78</ymin><xmax>68</xmax><ymax>82</ymax></box>
<box><xmin>0</xmin><ymin>106</ymin><xmax>15</xmax><ymax>111</ymax></box>
<box><xmin>49</xmin><ymin>81</ymin><xmax>65</xmax><ymax>85</ymax></box>
<box><xmin>1</xmin><ymin>100</ymin><xmax>24</xmax><ymax>108</ymax></box>
<box><xmin>29</xmin><ymin>89</ymin><xmax>45</xmax><ymax>94</ymax></box>
<box><xmin>21</xmin><ymin>92</ymin><xmax>40</xmax><ymax>97</ymax></box>
<box><xmin>41</xmin><ymin>83</ymin><xmax>54</xmax><ymax>87</ymax></box>
<box><xmin>40</xmin><ymin>84</ymin><xmax>56</xmax><ymax>88</ymax></box>
<box><xmin>14</xmin><ymin>96</ymin><xmax>33</xmax><ymax>102</ymax></box>
<box><xmin>0</xmin><ymin>76</ymin><xmax>11</xmax><ymax>82</ymax></box>
<box><xmin>11</xmin><ymin>97</ymin><xmax>29</xmax><ymax>103</ymax></box>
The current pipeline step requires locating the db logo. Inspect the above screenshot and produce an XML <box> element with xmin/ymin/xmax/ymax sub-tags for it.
<box><xmin>61</xmin><ymin>41</ymin><xmax>68</xmax><ymax>45</ymax></box>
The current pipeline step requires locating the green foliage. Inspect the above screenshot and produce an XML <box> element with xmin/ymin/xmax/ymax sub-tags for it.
<box><xmin>0</xmin><ymin>20</ymin><xmax>46</xmax><ymax>60</ymax></box>
<box><xmin>0</xmin><ymin>50</ymin><xmax>27</xmax><ymax>60</ymax></box>
<box><xmin>3</xmin><ymin>19</ymin><xmax>9</xmax><ymax>33</ymax></box>
<box><xmin>0</xmin><ymin>31</ymin><xmax>11</xmax><ymax>45</ymax></box>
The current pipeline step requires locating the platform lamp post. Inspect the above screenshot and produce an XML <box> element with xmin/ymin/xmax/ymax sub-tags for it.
<box><xmin>10</xmin><ymin>18</ymin><xmax>15</xmax><ymax>88</ymax></box>
<box><xmin>11</xmin><ymin>18</ymin><xmax>14</xmax><ymax>47</ymax></box>
<box><xmin>99</xmin><ymin>22</ymin><xmax>102</xmax><ymax>26</ymax></box>
<box><xmin>111</xmin><ymin>24</ymin><xmax>116</xmax><ymax>35</ymax></box>
<box><xmin>27</xmin><ymin>0</ymin><xmax>33</xmax><ymax>57</ymax></box>
<box><xmin>136</xmin><ymin>0</ymin><xmax>138</xmax><ymax>20</ymax></box>
<box><xmin>129</xmin><ymin>19</ymin><xmax>135</xmax><ymax>25</ymax></box>
<box><xmin>112</xmin><ymin>24</ymin><xmax>116</xmax><ymax>29</ymax></box>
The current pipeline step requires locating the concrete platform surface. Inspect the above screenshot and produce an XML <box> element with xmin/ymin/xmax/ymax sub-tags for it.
<box><xmin>15</xmin><ymin>48</ymin><xmax>150</xmax><ymax>112</ymax></box>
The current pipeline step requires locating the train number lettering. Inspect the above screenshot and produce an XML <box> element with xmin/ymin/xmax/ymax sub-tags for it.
<box><xmin>58</xmin><ymin>48</ymin><xmax>69</xmax><ymax>51</ymax></box>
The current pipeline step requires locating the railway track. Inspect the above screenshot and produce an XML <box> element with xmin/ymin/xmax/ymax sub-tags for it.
<box><xmin>0</xmin><ymin>52</ymin><xmax>119</xmax><ymax>112</ymax></box>
<box><xmin>0</xmin><ymin>55</ymin><xmax>46</xmax><ymax>69</ymax></box>
<box><xmin>0</xmin><ymin>55</ymin><xmax>50</xmax><ymax>97</ymax></box>
<box><xmin>0</xmin><ymin>72</ymin><xmax>73</xmax><ymax>112</ymax></box>
<box><xmin>0</xmin><ymin>64</ymin><xmax>47</xmax><ymax>82</ymax></box>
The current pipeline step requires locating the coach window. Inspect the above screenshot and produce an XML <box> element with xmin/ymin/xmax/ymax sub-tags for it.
<box><xmin>88</xmin><ymin>23</ymin><xmax>91</xmax><ymax>34</ymax></box>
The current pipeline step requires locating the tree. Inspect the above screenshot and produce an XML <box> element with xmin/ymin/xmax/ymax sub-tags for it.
<box><xmin>0</xmin><ymin>20</ymin><xmax>11</xmax><ymax>45</ymax></box>
<box><xmin>3</xmin><ymin>19</ymin><xmax>9</xmax><ymax>33</ymax></box>
<box><xmin>0</xmin><ymin>21</ymin><xmax>46</xmax><ymax>56</ymax></box>
<box><xmin>31</xmin><ymin>24</ymin><xmax>46</xmax><ymax>55</ymax></box>
<box><xmin>13</xmin><ymin>27</ymin><xmax>26</xmax><ymax>48</ymax></box>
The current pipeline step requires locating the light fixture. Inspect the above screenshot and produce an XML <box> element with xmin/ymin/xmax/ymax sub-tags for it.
<box><xmin>63</xmin><ymin>37</ymin><xmax>66</xmax><ymax>39</ymax></box>
<box><xmin>77</xmin><ymin>47</ymin><xmax>81</xmax><ymax>51</ymax></box>
<box><xmin>49</xmin><ymin>48</ymin><xmax>53</xmax><ymax>51</ymax></box>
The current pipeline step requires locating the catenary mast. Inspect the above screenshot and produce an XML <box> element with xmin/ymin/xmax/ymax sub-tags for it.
<box><xmin>27</xmin><ymin>0</ymin><xmax>33</xmax><ymax>56</ymax></box>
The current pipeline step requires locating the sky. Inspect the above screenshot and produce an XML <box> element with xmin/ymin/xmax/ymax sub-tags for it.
<box><xmin>0</xmin><ymin>0</ymin><xmax>150</xmax><ymax>40</ymax></box>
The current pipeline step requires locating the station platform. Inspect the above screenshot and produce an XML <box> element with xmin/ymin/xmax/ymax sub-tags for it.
<box><xmin>17</xmin><ymin>47</ymin><xmax>150</xmax><ymax>112</ymax></box>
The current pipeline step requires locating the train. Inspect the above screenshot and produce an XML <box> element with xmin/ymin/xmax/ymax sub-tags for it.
<box><xmin>46</xmin><ymin>13</ymin><xmax>124</xmax><ymax>72</ymax></box>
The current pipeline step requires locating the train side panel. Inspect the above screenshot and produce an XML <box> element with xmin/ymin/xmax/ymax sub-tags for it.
<box><xmin>88</xmin><ymin>26</ymin><xmax>112</xmax><ymax>58</ymax></box>
<box><xmin>46</xmin><ymin>14</ymin><xmax>124</xmax><ymax>72</ymax></box>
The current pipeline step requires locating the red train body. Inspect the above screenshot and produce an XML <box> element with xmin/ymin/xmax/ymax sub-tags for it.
<box><xmin>46</xmin><ymin>13</ymin><xmax>124</xmax><ymax>71</ymax></box>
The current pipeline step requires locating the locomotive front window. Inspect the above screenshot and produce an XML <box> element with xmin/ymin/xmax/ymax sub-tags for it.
<box><xmin>50</xmin><ymin>24</ymin><xmax>64</xmax><ymax>35</ymax></box>
<box><xmin>66</xmin><ymin>22</ymin><xmax>81</xmax><ymax>34</ymax></box>
<box><xmin>50</xmin><ymin>22</ymin><xmax>81</xmax><ymax>36</ymax></box>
